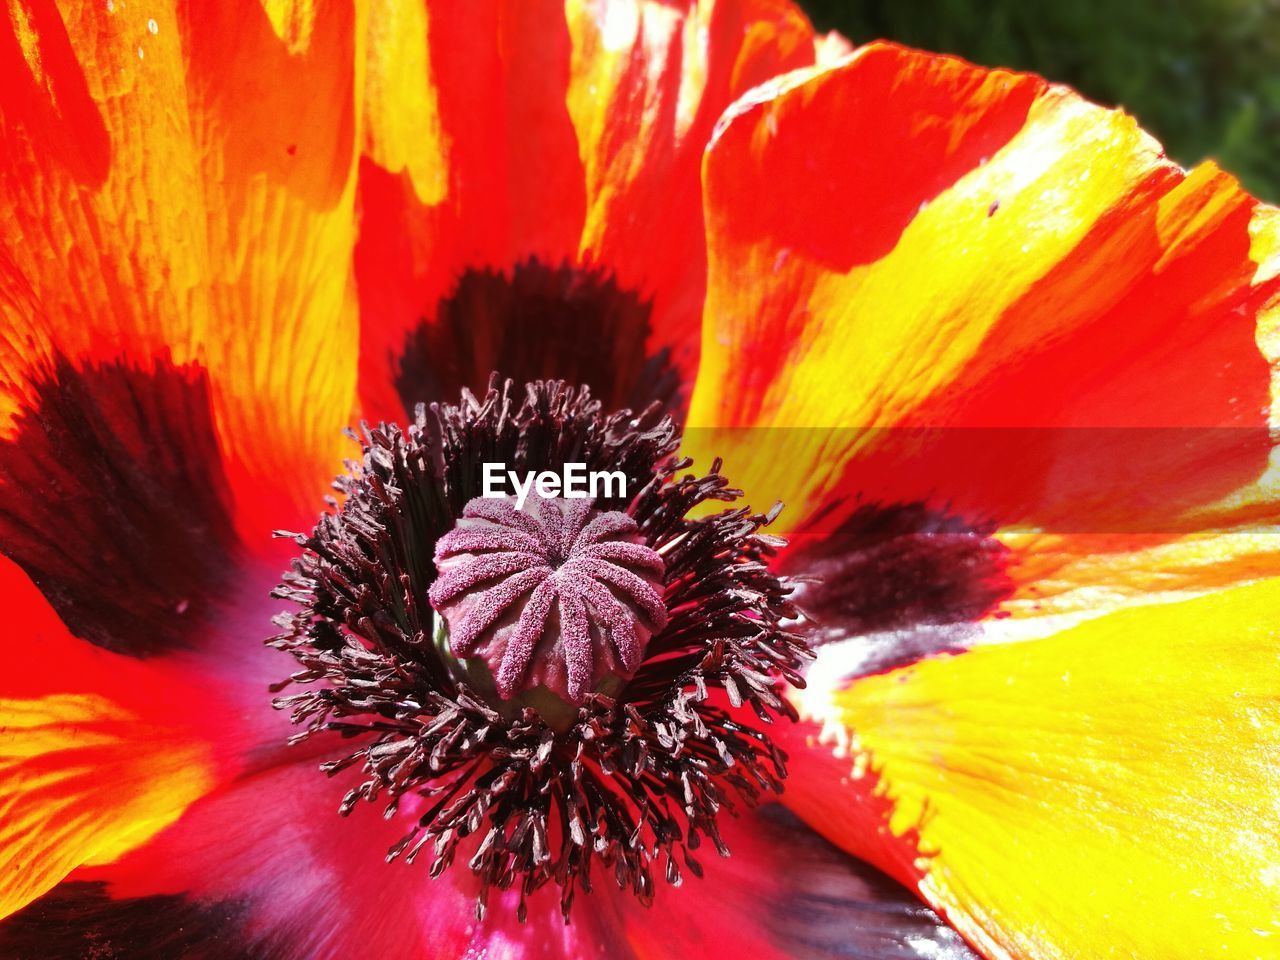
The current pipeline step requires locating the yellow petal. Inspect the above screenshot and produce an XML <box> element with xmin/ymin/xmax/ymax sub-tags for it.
<box><xmin>791</xmin><ymin>577</ymin><xmax>1280</xmax><ymax>959</ymax></box>
<box><xmin>0</xmin><ymin>0</ymin><xmax>363</xmax><ymax>539</ymax></box>
<box><xmin>363</xmin><ymin>0</ymin><xmax>446</xmax><ymax>205</ymax></box>
<box><xmin>0</xmin><ymin>558</ymin><xmax>219</xmax><ymax>919</ymax></box>
<box><xmin>684</xmin><ymin>45</ymin><xmax>1277</xmax><ymax>549</ymax></box>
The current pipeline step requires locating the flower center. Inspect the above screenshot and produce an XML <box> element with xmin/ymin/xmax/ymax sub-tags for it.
<box><xmin>429</xmin><ymin>494</ymin><xmax>667</xmax><ymax>714</ymax></box>
<box><xmin>270</xmin><ymin>378</ymin><xmax>811</xmax><ymax>921</ymax></box>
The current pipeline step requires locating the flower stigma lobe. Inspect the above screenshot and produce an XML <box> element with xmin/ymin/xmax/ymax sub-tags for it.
<box><xmin>429</xmin><ymin>493</ymin><xmax>666</xmax><ymax>712</ymax></box>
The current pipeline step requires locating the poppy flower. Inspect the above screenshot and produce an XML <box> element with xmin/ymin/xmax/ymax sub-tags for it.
<box><xmin>2</xmin><ymin>1</ymin><xmax>1278</xmax><ymax>958</ymax></box>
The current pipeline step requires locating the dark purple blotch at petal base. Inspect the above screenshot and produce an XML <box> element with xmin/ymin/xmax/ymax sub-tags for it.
<box><xmin>396</xmin><ymin>259</ymin><xmax>681</xmax><ymax>416</ymax></box>
<box><xmin>0</xmin><ymin>355</ymin><xmax>238</xmax><ymax>657</ymax></box>
<box><xmin>782</xmin><ymin>501</ymin><xmax>1012</xmax><ymax>676</ymax></box>
<box><xmin>0</xmin><ymin>882</ymin><xmax>262</xmax><ymax>960</ymax></box>
<box><xmin>755</xmin><ymin>806</ymin><xmax>982</xmax><ymax>960</ymax></box>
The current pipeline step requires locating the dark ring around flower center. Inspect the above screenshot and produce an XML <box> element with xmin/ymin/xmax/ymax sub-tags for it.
<box><xmin>270</xmin><ymin>378</ymin><xmax>811</xmax><ymax>922</ymax></box>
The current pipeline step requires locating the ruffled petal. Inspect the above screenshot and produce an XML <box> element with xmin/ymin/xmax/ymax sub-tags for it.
<box><xmin>0</xmin><ymin>0</ymin><xmax>361</xmax><ymax>542</ymax></box>
<box><xmin>778</xmin><ymin>577</ymin><xmax>1280</xmax><ymax>959</ymax></box>
<box><xmin>0</xmin><ymin>556</ymin><xmax>224</xmax><ymax>920</ymax></box>
<box><xmin>683</xmin><ymin>42</ymin><xmax>1280</xmax><ymax>615</ymax></box>
<box><xmin>357</xmin><ymin>0</ymin><xmax>816</xmax><ymax>423</ymax></box>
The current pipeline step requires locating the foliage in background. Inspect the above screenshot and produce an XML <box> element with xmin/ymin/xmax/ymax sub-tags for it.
<box><xmin>802</xmin><ymin>0</ymin><xmax>1280</xmax><ymax>202</ymax></box>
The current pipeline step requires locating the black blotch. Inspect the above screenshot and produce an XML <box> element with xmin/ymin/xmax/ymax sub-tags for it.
<box><xmin>0</xmin><ymin>355</ymin><xmax>238</xmax><ymax>657</ymax></box>
<box><xmin>784</xmin><ymin>502</ymin><xmax>1012</xmax><ymax>673</ymax></box>
<box><xmin>0</xmin><ymin>881</ymin><xmax>272</xmax><ymax>960</ymax></box>
<box><xmin>396</xmin><ymin>258</ymin><xmax>682</xmax><ymax>418</ymax></box>
<box><xmin>757</xmin><ymin>806</ymin><xmax>981</xmax><ymax>960</ymax></box>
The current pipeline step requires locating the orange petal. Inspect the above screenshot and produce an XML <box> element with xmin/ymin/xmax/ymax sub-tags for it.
<box><xmin>564</xmin><ymin>0</ymin><xmax>815</xmax><ymax>375</ymax></box>
<box><xmin>683</xmin><ymin>43</ymin><xmax>1278</xmax><ymax>568</ymax></box>
<box><xmin>355</xmin><ymin>0</ymin><xmax>588</xmax><ymax>422</ymax></box>
<box><xmin>780</xmin><ymin>577</ymin><xmax>1280</xmax><ymax>959</ymax></box>
<box><xmin>363</xmin><ymin>0</ymin><xmax>446</xmax><ymax>209</ymax></box>
<box><xmin>992</xmin><ymin>197</ymin><xmax>1280</xmax><ymax>623</ymax></box>
<box><xmin>0</xmin><ymin>555</ymin><xmax>221</xmax><ymax>920</ymax></box>
<box><xmin>993</xmin><ymin>528</ymin><xmax>1280</xmax><ymax>631</ymax></box>
<box><xmin>355</xmin><ymin>0</ymin><xmax>816</xmax><ymax>423</ymax></box>
<box><xmin>0</xmin><ymin>0</ymin><xmax>361</xmax><ymax>542</ymax></box>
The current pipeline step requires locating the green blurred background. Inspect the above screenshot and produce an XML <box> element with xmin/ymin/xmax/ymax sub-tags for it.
<box><xmin>800</xmin><ymin>0</ymin><xmax>1280</xmax><ymax>202</ymax></box>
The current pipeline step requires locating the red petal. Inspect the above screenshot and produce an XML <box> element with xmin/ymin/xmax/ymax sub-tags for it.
<box><xmin>683</xmin><ymin>42</ymin><xmax>1280</xmax><ymax>613</ymax></box>
<box><xmin>0</xmin><ymin>555</ymin><xmax>227</xmax><ymax>920</ymax></box>
<box><xmin>0</xmin><ymin>0</ymin><xmax>361</xmax><ymax>542</ymax></box>
<box><xmin>356</xmin><ymin>0</ymin><xmax>817</xmax><ymax>423</ymax></box>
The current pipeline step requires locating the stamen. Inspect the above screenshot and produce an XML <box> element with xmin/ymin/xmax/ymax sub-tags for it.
<box><xmin>270</xmin><ymin>378</ymin><xmax>811</xmax><ymax>921</ymax></box>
